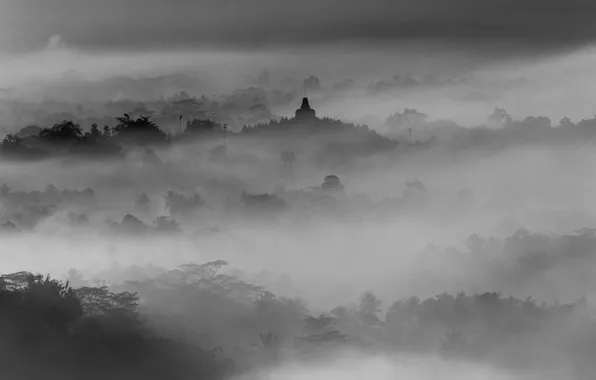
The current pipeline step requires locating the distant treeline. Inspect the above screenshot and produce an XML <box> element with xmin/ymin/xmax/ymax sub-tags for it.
<box><xmin>6</xmin><ymin>105</ymin><xmax>596</xmax><ymax>166</ymax></box>
<box><xmin>0</xmin><ymin>113</ymin><xmax>398</xmax><ymax>170</ymax></box>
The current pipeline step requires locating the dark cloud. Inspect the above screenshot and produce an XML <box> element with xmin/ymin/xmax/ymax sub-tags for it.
<box><xmin>2</xmin><ymin>0</ymin><xmax>596</xmax><ymax>54</ymax></box>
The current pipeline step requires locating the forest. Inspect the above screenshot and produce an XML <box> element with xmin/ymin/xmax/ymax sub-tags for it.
<box><xmin>3</xmin><ymin>250</ymin><xmax>596</xmax><ymax>380</ymax></box>
<box><xmin>3</xmin><ymin>74</ymin><xmax>596</xmax><ymax>380</ymax></box>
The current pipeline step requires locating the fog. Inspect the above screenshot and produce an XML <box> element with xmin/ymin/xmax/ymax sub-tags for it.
<box><xmin>3</xmin><ymin>139</ymin><xmax>596</xmax><ymax>306</ymax></box>
<box><xmin>3</xmin><ymin>41</ymin><xmax>596</xmax><ymax>127</ymax></box>
<box><xmin>3</xmin><ymin>34</ymin><xmax>596</xmax><ymax>379</ymax></box>
<box><xmin>240</xmin><ymin>351</ymin><xmax>561</xmax><ymax>380</ymax></box>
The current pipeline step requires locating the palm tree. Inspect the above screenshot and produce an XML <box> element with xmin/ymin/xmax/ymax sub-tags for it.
<box><xmin>255</xmin><ymin>332</ymin><xmax>281</xmax><ymax>350</ymax></box>
<box><xmin>357</xmin><ymin>291</ymin><xmax>382</xmax><ymax>326</ymax></box>
<box><xmin>63</xmin><ymin>268</ymin><xmax>84</xmax><ymax>288</ymax></box>
<box><xmin>251</xmin><ymin>332</ymin><xmax>282</xmax><ymax>364</ymax></box>
<box><xmin>358</xmin><ymin>290</ymin><xmax>382</xmax><ymax>314</ymax></box>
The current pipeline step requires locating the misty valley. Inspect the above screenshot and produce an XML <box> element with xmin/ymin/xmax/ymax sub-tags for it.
<box><xmin>3</xmin><ymin>74</ymin><xmax>596</xmax><ymax>380</ymax></box>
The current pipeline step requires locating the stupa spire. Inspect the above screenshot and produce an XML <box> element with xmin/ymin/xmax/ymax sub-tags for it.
<box><xmin>294</xmin><ymin>93</ymin><xmax>316</xmax><ymax>121</ymax></box>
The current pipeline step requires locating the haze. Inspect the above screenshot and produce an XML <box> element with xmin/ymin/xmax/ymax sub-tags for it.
<box><xmin>2</xmin><ymin>1</ymin><xmax>596</xmax><ymax>379</ymax></box>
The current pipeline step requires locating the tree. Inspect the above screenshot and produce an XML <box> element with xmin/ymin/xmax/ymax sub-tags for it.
<box><xmin>559</xmin><ymin>117</ymin><xmax>575</xmax><ymax>128</ymax></box>
<box><xmin>0</xmin><ymin>272</ymin><xmax>84</xmax><ymax>340</ymax></box>
<box><xmin>0</xmin><ymin>134</ymin><xmax>29</xmax><ymax>156</ymax></box>
<box><xmin>178</xmin><ymin>260</ymin><xmax>230</xmax><ymax>282</ymax></box>
<box><xmin>257</xmin><ymin>331</ymin><xmax>281</xmax><ymax>349</ymax></box>
<box><xmin>2</xmin><ymin>133</ymin><xmax>20</xmax><ymax>146</ymax></box>
<box><xmin>39</xmin><ymin>120</ymin><xmax>83</xmax><ymax>141</ymax></box>
<box><xmin>299</xmin><ymin>314</ymin><xmax>347</xmax><ymax>346</ymax></box>
<box><xmin>357</xmin><ymin>291</ymin><xmax>382</xmax><ymax>326</ymax></box>
<box><xmin>488</xmin><ymin>107</ymin><xmax>513</xmax><ymax>127</ymax></box>
<box><xmin>64</xmin><ymin>268</ymin><xmax>85</xmax><ymax>288</ymax></box>
<box><xmin>74</xmin><ymin>285</ymin><xmax>140</xmax><ymax>317</ymax></box>
<box><xmin>108</xmin><ymin>214</ymin><xmax>149</xmax><ymax>235</ymax></box>
<box><xmin>252</xmin><ymin>332</ymin><xmax>282</xmax><ymax>363</ymax></box>
<box><xmin>89</xmin><ymin>123</ymin><xmax>102</xmax><ymax>140</ymax></box>
<box><xmin>0</xmin><ymin>271</ymin><xmax>233</xmax><ymax>379</ymax></box>
<box><xmin>358</xmin><ymin>291</ymin><xmax>382</xmax><ymax>315</ymax></box>
<box><xmin>112</xmin><ymin>114</ymin><xmax>168</xmax><ymax>145</ymax></box>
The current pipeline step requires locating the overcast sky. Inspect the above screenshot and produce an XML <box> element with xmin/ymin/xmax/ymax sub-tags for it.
<box><xmin>1</xmin><ymin>0</ymin><xmax>596</xmax><ymax>56</ymax></box>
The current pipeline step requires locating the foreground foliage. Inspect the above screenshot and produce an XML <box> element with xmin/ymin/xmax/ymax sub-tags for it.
<box><xmin>0</xmin><ymin>272</ymin><xmax>233</xmax><ymax>380</ymax></box>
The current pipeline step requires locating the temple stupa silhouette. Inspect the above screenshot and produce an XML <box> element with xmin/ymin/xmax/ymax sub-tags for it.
<box><xmin>294</xmin><ymin>97</ymin><xmax>317</xmax><ymax>121</ymax></box>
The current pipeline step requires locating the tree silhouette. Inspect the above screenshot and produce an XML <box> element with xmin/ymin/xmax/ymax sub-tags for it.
<box><xmin>112</xmin><ymin>114</ymin><xmax>168</xmax><ymax>145</ymax></box>
<box><xmin>0</xmin><ymin>271</ymin><xmax>232</xmax><ymax>379</ymax></box>
<box><xmin>64</xmin><ymin>268</ymin><xmax>85</xmax><ymax>288</ymax></box>
<box><xmin>39</xmin><ymin>120</ymin><xmax>83</xmax><ymax>142</ymax></box>
<box><xmin>252</xmin><ymin>331</ymin><xmax>282</xmax><ymax>363</ymax></box>
<box><xmin>108</xmin><ymin>214</ymin><xmax>149</xmax><ymax>235</ymax></box>
<box><xmin>357</xmin><ymin>290</ymin><xmax>382</xmax><ymax>326</ymax></box>
<box><xmin>489</xmin><ymin>107</ymin><xmax>513</xmax><ymax>127</ymax></box>
<box><xmin>2</xmin><ymin>133</ymin><xmax>20</xmax><ymax>146</ymax></box>
<box><xmin>84</xmin><ymin>123</ymin><xmax>102</xmax><ymax>142</ymax></box>
<box><xmin>299</xmin><ymin>314</ymin><xmax>348</xmax><ymax>347</ymax></box>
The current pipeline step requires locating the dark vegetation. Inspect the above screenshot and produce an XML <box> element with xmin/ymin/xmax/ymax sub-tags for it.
<box><xmin>6</xmin><ymin>99</ymin><xmax>596</xmax><ymax>174</ymax></box>
<box><xmin>5</xmin><ymin>88</ymin><xmax>596</xmax><ymax>379</ymax></box>
<box><xmin>4</xmin><ymin>158</ymin><xmax>596</xmax><ymax>379</ymax></box>
<box><xmin>3</xmin><ymin>253</ymin><xmax>596</xmax><ymax>379</ymax></box>
<box><xmin>0</xmin><ymin>110</ymin><xmax>398</xmax><ymax>172</ymax></box>
<box><xmin>0</xmin><ymin>271</ymin><xmax>233</xmax><ymax>380</ymax></box>
<box><xmin>0</xmin><ymin>115</ymin><xmax>168</xmax><ymax>160</ymax></box>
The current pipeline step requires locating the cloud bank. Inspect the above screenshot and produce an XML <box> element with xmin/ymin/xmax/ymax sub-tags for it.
<box><xmin>2</xmin><ymin>0</ymin><xmax>596</xmax><ymax>55</ymax></box>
